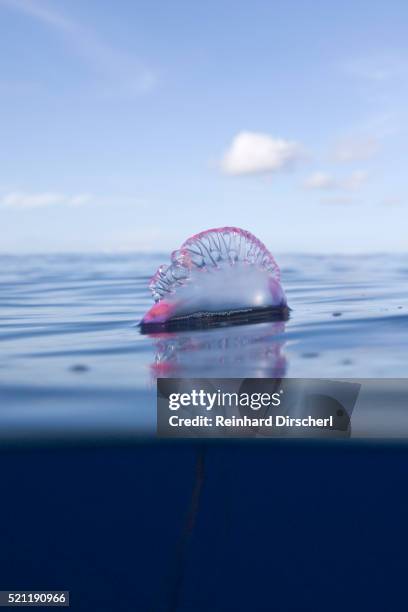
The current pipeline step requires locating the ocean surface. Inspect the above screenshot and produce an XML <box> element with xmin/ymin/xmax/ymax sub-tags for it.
<box><xmin>1</xmin><ymin>253</ymin><xmax>407</xmax><ymax>442</ymax></box>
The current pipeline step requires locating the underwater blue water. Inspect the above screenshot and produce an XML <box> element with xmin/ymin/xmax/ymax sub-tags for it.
<box><xmin>0</xmin><ymin>253</ymin><xmax>407</xmax><ymax>441</ymax></box>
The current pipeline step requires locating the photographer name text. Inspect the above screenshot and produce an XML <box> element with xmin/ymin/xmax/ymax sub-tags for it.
<box><xmin>168</xmin><ymin>415</ymin><xmax>333</xmax><ymax>428</ymax></box>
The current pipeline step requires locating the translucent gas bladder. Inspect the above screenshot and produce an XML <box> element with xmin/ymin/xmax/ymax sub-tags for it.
<box><xmin>141</xmin><ymin>227</ymin><xmax>288</xmax><ymax>329</ymax></box>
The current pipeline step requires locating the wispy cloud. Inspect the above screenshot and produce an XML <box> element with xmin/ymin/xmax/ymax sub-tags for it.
<box><xmin>382</xmin><ymin>196</ymin><xmax>404</xmax><ymax>207</ymax></box>
<box><xmin>341</xmin><ymin>54</ymin><xmax>408</xmax><ymax>82</ymax></box>
<box><xmin>320</xmin><ymin>196</ymin><xmax>358</xmax><ymax>206</ymax></box>
<box><xmin>332</xmin><ymin>135</ymin><xmax>379</xmax><ymax>162</ymax></box>
<box><xmin>341</xmin><ymin>170</ymin><xmax>368</xmax><ymax>190</ymax></box>
<box><xmin>304</xmin><ymin>172</ymin><xmax>336</xmax><ymax>190</ymax></box>
<box><xmin>1</xmin><ymin>191</ymin><xmax>93</xmax><ymax>208</ymax></box>
<box><xmin>220</xmin><ymin>131</ymin><xmax>303</xmax><ymax>176</ymax></box>
<box><xmin>304</xmin><ymin>170</ymin><xmax>368</xmax><ymax>192</ymax></box>
<box><xmin>0</xmin><ymin>0</ymin><xmax>156</xmax><ymax>96</ymax></box>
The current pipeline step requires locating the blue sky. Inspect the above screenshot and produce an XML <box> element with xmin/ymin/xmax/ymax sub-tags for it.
<box><xmin>0</xmin><ymin>0</ymin><xmax>407</xmax><ymax>253</ymax></box>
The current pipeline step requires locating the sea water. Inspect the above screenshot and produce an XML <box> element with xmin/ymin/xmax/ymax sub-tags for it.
<box><xmin>0</xmin><ymin>253</ymin><xmax>407</xmax><ymax>442</ymax></box>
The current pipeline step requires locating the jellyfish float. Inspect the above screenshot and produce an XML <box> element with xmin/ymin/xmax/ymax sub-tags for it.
<box><xmin>140</xmin><ymin>227</ymin><xmax>288</xmax><ymax>331</ymax></box>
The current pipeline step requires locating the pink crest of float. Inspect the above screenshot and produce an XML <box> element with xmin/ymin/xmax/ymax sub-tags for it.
<box><xmin>148</xmin><ymin>226</ymin><xmax>280</xmax><ymax>302</ymax></box>
<box><xmin>141</xmin><ymin>227</ymin><xmax>287</xmax><ymax>327</ymax></box>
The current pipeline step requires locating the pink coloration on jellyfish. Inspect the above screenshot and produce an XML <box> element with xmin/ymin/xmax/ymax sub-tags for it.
<box><xmin>141</xmin><ymin>227</ymin><xmax>288</xmax><ymax>328</ymax></box>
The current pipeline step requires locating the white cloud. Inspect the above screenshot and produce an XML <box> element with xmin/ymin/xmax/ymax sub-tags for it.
<box><xmin>69</xmin><ymin>193</ymin><xmax>93</xmax><ymax>206</ymax></box>
<box><xmin>0</xmin><ymin>0</ymin><xmax>155</xmax><ymax>96</ymax></box>
<box><xmin>220</xmin><ymin>131</ymin><xmax>303</xmax><ymax>176</ymax></box>
<box><xmin>304</xmin><ymin>172</ymin><xmax>336</xmax><ymax>190</ymax></box>
<box><xmin>333</xmin><ymin>136</ymin><xmax>379</xmax><ymax>162</ymax></box>
<box><xmin>305</xmin><ymin>170</ymin><xmax>368</xmax><ymax>192</ymax></box>
<box><xmin>1</xmin><ymin>191</ymin><xmax>93</xmax><ymax>208</ymax></box>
